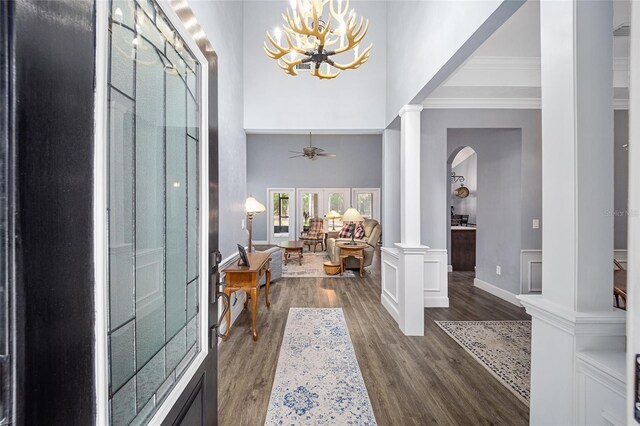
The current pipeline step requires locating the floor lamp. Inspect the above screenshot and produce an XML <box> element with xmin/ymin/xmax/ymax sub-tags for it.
<box><xmin>246</xmin><ymin>196</ymin><xmax>266</xmax><ymax>253</ymax></box>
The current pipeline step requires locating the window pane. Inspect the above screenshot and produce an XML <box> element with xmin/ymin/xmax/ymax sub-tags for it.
<box><xmin>302</xmin><ymin>192</ymin><xmax>319</xmax><ymax>229</ymax></box>
<box><xmin>273</xmin><ymin>193</ymin><xmax>289</xmax><ymax>236</ymax></box>
<box><xmin>357</xmin><ymin>193</ymin><xmax>373</xmax><ymax>218</ymax></box>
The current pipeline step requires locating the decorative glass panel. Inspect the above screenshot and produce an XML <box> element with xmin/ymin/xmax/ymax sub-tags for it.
<box><xmin>107</xmin><ymin>0</ymin><xmax>201</xmax><ymax>424</ymax></box>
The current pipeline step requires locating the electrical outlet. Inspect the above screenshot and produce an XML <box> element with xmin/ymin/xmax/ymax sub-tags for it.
<box><xmin>532</xmin><ymin>219</ymin><xmax>540</xmax><ymax>229</ymax></box>
<box><xmin>241</xmin><ymin>219</ymin><xmax>245</xmax><ymax>229</ymax></box>
<box><xmin>496</xmin><ymin>265</ymin><xmax>501</xmax><ymax>275</ymax></box>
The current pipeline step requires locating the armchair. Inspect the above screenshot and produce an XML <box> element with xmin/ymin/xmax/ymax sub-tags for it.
<box><xmin>326</xmin><ymin>218</ymin><xmax>382</xmax><ymax>269</ymax></box>
<box><xmin>300</xmin><ymin>217</ymin><xmax>325</xmax><ymax>252</ymax></box>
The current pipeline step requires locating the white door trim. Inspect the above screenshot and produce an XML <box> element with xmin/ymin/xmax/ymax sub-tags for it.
<box><xmin>351</xmin><ymin>188</ymin><xmax>381</xmax><ymax>220</ymax></box>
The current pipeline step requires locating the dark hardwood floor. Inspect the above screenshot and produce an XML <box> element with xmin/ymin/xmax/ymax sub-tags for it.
<box><xmin>217</xmin><ymin>250</ymin><xmax>530</xmax><ymax>425</ymax></box>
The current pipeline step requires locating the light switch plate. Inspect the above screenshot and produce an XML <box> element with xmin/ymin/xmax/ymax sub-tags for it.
<box><xmin>532</xmin><ymin>219</ymin><xmax>540</xmax><ymax>229</ymax></box>
<box><xmin>496</xmin><ymin>265</ymin><xmax>501</xmax><ymax>275</ymax></box>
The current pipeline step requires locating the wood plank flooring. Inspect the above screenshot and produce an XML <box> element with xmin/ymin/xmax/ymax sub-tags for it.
<box><xmin>217</xmin><ymin>251</ymin><xmax>530</xmax><ymax>425</ymax></box>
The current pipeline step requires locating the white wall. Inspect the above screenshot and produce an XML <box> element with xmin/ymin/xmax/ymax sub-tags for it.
<box><xmin>190</xmin><ymin>0</ymin><xmax>247</xmax><ymax>260</ymax></box>
<box><xmin>385</xmin><ymin>0</ymin><xmax>524</xmax><ymax>126</ymax></box>
<box><xmin>243</xmin><ymin>1</ymin><xmax>387</xmax><ymax>131</ymax></box>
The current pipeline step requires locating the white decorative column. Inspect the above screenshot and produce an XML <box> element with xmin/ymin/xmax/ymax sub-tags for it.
<box><xmin>519</xmin><ymin>1</ymin><xmax>626</xmax><ymax>425</ymax></box>
<box><xmin>395</xmin><ymin>105</ymin><xmax>427</xmax><ymax>336</ymax></box>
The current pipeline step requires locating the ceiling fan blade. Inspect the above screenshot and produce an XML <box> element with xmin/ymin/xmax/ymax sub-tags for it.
<box><xmin>289</xmin><ymin>151</ymin><xmax>304</xmax><ymax>154</ymax></box>
<box><xmin>316</xmin><ymin>153</ymin><xmax>337</xmax><ymax>157</ymax></box>
<box><xmin>289</xmin><ymin>155</ymin><xmax>306</xmax><ymax>159</ymax></box>
<box><xmin>313</xmin><ymin>147</ymin><xmax>324</xmax><ymax>152</ymax></box>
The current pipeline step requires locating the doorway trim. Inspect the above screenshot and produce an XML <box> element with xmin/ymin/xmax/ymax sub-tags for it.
<box><xmin>93</xmin><ymin>0</ymin><xmax>211</xmax><ymax>423</ymax></box>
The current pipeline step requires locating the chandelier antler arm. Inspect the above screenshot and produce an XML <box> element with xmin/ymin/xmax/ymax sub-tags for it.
<box><xmin>263</xmin><ymin>31</ymin><xmax>309</xmax><ymax>61</ymax></box>
<box><xmin>330</xmin><ymin>14</ymin><xmax>369</xmax><ymax>55</ymax></box>
<box><xmin>277</xmin><ymin>56</ymin><xmax>307</xmax><ymax>76</ymax></box>
<box><xmin>329</xmin><ymin>0</ymin><xmax>350</xmax><ymax>22</ymax></box>
<box><xmin>329</xmin><ymin>43</ymin><xmax>372</xmax><ymax>70</ymax></box>
<box><xmin>283</xmin><ymin>0</ymin><xmax>331</xmax><ymax>47</ymax></box>
<box><xmin>311</xmin><ymin>65</ymin><xmax>340</xmax><ymax>80</ymax></box>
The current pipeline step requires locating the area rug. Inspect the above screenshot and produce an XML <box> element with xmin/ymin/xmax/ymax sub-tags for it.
<box><xmin>281</xmin><ymin>252</ymin><xmax>355</xmax><ymax>278</ymax></box>
<box><xmin>435</xmin><ymin>320</ymin><xmax>531</xmax><ymax>405</ymax></box>
<box><xmin>265</xmin><ymin>308</ymin><xmax>377</xmax><ymax>425</ymax></box>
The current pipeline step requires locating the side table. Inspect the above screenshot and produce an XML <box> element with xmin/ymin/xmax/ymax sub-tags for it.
<box><xmin>336</xmin><ymin>242</ymin><xmax>368</xmax><ymax>278</ymax></box>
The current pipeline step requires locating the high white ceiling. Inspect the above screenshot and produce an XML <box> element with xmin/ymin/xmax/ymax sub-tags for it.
<box><xmin>424</xmin><ymin>0</ymin><xmax>631</xmax><ymax>108</ymax></box>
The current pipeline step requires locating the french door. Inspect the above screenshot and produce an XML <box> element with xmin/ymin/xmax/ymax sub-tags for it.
<box><xmin>267</xmin><ymin>189</ymin><xmax>295</xmax><ymax>245</ymax></box>
<box><xmin>296</xmin><ymin>188</ymin><xmax>351</xmax><ymax>235</ymax></box>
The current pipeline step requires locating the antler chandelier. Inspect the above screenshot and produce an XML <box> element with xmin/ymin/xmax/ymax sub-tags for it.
<box><xmin>264</xmin><ymin>0</ymin><xmax>372</xmax><ymax>80</ymax></box>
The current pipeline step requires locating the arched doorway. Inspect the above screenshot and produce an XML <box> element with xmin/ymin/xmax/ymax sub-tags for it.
<box><xmin>448</xmin><ymin>147</ymin><xmax>477</xmax><ymax>272</ymax></box>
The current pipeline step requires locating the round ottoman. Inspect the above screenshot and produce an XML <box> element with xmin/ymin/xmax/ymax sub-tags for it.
<box><xmin>323</xmin><ymin>261</ymin><xmax>341</xmax><ymax>276</ymax></box>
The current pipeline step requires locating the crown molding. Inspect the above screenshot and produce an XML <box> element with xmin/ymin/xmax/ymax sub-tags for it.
<box><xmin>398</xmin><ymin>104</ymin><xmax>424</xmax><ymax>117</ymax></box>
<box><xmin>423</xmin><ymin>97</ymin><xmax>541</xmax><ymax>109</ymax></box>
<box><xmin>423</xmin><ymin>97</ymin><xmax>629</xmax><ymax>110</ymax></box>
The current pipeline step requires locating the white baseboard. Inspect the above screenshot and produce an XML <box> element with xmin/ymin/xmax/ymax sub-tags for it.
<box><xmin>474</xmin><ymin>278</ymin><xmax>522</xmax><ymax>307</ymax></box>
<box><xmin>424</xmin><ymin>296</ymin><xmax>450</xmax><ymax>308</ymax></box>
<box><xmin>447</xmin><ymin>265</ymin><xmax>453</xmax><ymax>273</ymax></box>
<box><xmin>381</xmin><ymin>293</ymin><xmax>399</xmax><ymax>322</ymax></box>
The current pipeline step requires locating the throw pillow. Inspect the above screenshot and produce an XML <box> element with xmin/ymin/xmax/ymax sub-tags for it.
<box><xmin>338</xmin><ymin>223</ymin><xmax>354</xmax><ymax>238</ymax></box>
<box><xmin>353</xmin><ymin>223</ymin><xmax>365</xmax><ymax>239</ymax></box>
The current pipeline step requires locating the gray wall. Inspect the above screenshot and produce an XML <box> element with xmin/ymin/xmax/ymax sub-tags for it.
<box><xmin>451</xmin><ymin>153</ymin><xmax>477</xmax><ymax>224</ymax></box>
<box><xmin>190</xmin><ymin>1</ymin><xmax>247</xmax><ymax>260</ymax></box>
<box><xmin>447</xmin><ymin>129</ymin><xmax>522</xmax><ymax>294</ymax></box>
<box><xmin>421</xmin><ymin>109</ymin><xmax>543</xmax><ymax>252</ymax></box>
<box><xmin>614</xmin><ymin>110</ymin><xmax>629</xmax><ymax>249</ymax></box>
<box><xmin>247</xmin><ymin>134</ymin><xmax>383</xmax><ymax>241</ymax></box>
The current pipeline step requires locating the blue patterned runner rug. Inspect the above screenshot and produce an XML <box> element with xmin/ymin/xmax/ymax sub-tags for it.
<box><xmin>265</xmin><ymin>308</ymin><xmax>377</xmax><ymax>425</ymax></box>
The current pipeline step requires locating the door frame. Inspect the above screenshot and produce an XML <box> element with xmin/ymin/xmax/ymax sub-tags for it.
<box><xmin>94</xmin><ymin>0</ymin><xmax>215</xmax><ymax>424</ymax></box>
<box><xmin>267</xmin><ymin>188</ymin><xmax>296</xmax><ymax>245</ymax></box>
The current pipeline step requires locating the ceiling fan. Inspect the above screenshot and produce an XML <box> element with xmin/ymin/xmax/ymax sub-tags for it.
<box><xmin>289</xmin><ymin>133</ymin><xmax>337</xmax><ymax>160</ymax></box>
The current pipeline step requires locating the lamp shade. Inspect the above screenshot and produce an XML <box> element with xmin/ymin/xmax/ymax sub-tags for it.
<box><xmin>342</xmin><ymin>208</ymin><xmax>364</xmax><ymax>223</ymax></box>
<box><xmin>325</xmin><ymin>210</ymin><xmax>342</xmax><ymax>219</ymax></box>
<box><xmin>245</xmin><ymin>196</ymin><xmax>266</xmax><ymax>214</ymax></box>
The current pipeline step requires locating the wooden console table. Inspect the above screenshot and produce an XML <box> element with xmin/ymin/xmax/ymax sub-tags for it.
<box><xmin>336</xmin><ymin>242</ymin><xmax>368</xmax><ymax>278</ymax></box>
<box><xmin>221</xmin><ymin>252</ymin><xmax>271</xmax><ymax>341</ymax></box>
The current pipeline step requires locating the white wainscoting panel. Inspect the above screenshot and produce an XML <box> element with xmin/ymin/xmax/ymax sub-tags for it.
<box><xmin>520</xmin><ymin>249</ymin><xmax>543</xmax><ymax>294</ymax></box>
<box><xmin>576</xmin><ymin>351</ymin><xmax>626</xmax><ymax>426</ymax></box>
<box><xmin>381</xmin><ymin>248</ymin><xmax>399</xmax><ymax>322</ymax></box>
<box><xmin>423</xmin><ymin>249</ymin><xmax>449</xmax><ymax>307</ymax></box>
<box><xmin>218</xmin><ymin>253</ymin><xmax>244</xmax><ymax>339</ymax></box>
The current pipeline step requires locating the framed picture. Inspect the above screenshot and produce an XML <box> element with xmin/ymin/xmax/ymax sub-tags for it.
<box><xmin>237</xmin><ymin>244</ymin><xmax>249</xmax><ymax>267</ymax></box>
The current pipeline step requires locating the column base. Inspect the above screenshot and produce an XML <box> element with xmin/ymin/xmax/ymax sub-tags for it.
<box><xmin>518</xmin><ymin>295</ymin><xmax>626</xmax><ymax>426</ymax></box>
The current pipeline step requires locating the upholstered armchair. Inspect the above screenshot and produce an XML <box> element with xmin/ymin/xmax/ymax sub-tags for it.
<box><xmin>326</xmin><ymin>218</ymin><xmax>382</xmax><ymax>269</ymax></box>
<box><xmin>300</xmin><ymin>217</ymin><xmax>325</xmax><ymax>252</ymax></box>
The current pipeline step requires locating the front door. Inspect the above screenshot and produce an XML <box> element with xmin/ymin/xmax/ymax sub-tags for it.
<box><xmin>102</xmin><ymin>0</ymin><xmax>219</xmax><ymax>424</ymax></box>
<box><xmin>268</xmin><ymin>188</ymin><xmax>295</xmax><ymax>245</ymax></box>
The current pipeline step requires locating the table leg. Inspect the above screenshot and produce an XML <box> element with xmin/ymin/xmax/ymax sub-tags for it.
<box><xmin>265</xmin><ymin>267</ymin><xmax>271</xmax><ymax>308</ymax></box>
<box><xmin>359</xmin><ymin>255</ymin><xmax>364</xmax><ymax>278</ymax></box>
<box><xmin>340</xmin><ymin>256</ymin><xmax>345</xmax><ymax>276</ymax></box>
<box><xmin>223</xmin><ymin>288</ymin><xmax>232</xmax><ymax>341</ymax></box>
<box><xmin>284</xmin><ymin>251</ymin><xmax>289</xmax><ymax>265</ymax></box>
<box><xmin>298</xmin><ymin>249</ymin><xmax>302</xmax><ymax>265</ymax></box>
<box><xmin>251</xmin><ymin>288</ymin><xmax>258</xmax><ymax>341</ymax></box>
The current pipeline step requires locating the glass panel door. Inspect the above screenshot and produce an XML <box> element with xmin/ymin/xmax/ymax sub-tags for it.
<box><xmin>268</xmin><ymin>189</ymin><xmax>295</xmax><ymax>244</ymax></box>
<box><xmin>297</xmin><ymin>189</ymin><xmax>322</xmax><ymax>236</ymax></box>
<box><xmin>107</xmin><ymin>1</ymin><xmax>201</xmax><ymax>424</ymax></box>
<box><xmin>352</xmin><ymin>188</ymin><xmax>380</xmax><ymax>220</ymax></box>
